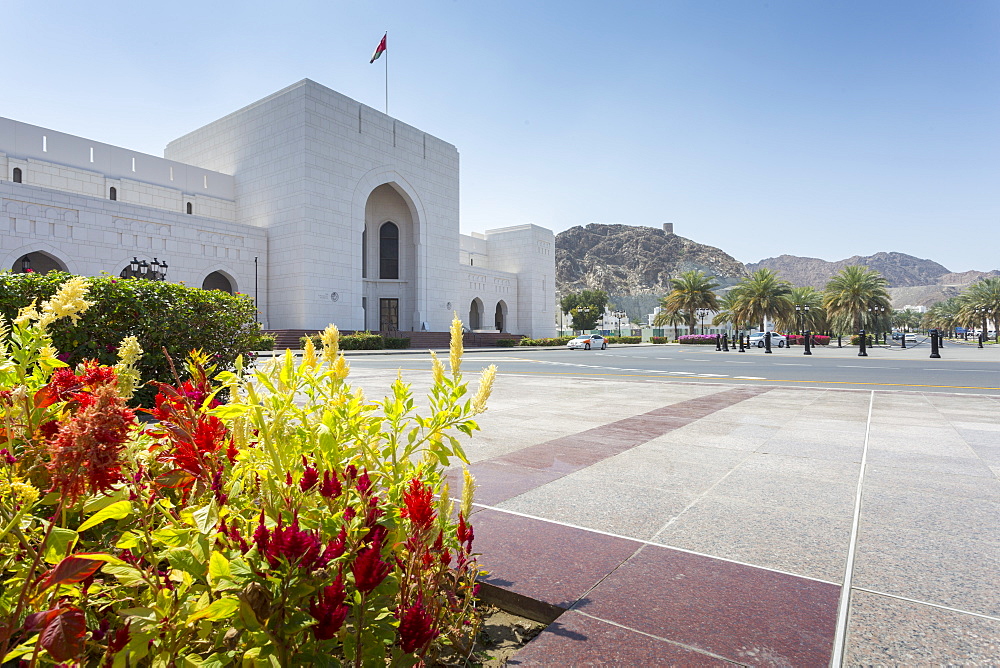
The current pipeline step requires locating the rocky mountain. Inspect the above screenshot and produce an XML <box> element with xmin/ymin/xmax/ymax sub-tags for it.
<box><xmin>555</xmin><ymin>224</ymin><xmax>747</xmax><ymax>296</ymax></box>
<box><xmin>746</xmin><ymin>252</ymin><xmax>954</xmax><ymax>289</ymax></box>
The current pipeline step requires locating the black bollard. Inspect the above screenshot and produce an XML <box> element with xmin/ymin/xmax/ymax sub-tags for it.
<box><xmin>837</xmin><ymin>334</ymin><xmax>842</xmax><ymax>348</ymax></box>
<box><xmin>722</xmin><ymin>334</ymin><xmax>730</xmax><ymax>351</ymax></box>
<box><xmin>939</xmin><ymin>333</ymin><xmax>944</xmax><ymax>348</ymax></box>
<box><xmin>858</xmin><ymin>329</ymin><xmax>868</xmax><ymax>357</ymax></box>
<box><xmin>804</xmin><ymin>330</ymin><xmax>812</xmax><ymax>355</ymax></box>
<box><xmin>901</xmin><ymin>331</ymin><xmax>906</xmax><ymax>349</ymax></box>
<box><xmin>738</xmin><ymin>332</ymin><xmax>745</xmax><ymax>353</ymax></box>
<box><xmin>715</xmin><ymin>334</ymin><xmax>721</xmax><ymax>351</ymax></box>
<box><xmin>764</xmin><ymin>331</ymin><xmax>772</xmax><ymax>354</ymax></box>
<box><xmin>979</xmin><ymin>333</ymin><xmax>984</xmax><ymax>349</ymax></box>
<box><xmin>930</xmin><ymin>329</ymin><xmax>941</xmax><ymax>358</ymax></box>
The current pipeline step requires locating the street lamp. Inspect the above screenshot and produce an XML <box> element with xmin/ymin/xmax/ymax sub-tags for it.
<box><xmin>696</xmin><ymin>308</ymin><xmax>710</xmax><ymax>336</ymax></box>
<box><xmin>20</xmin><ymin>255</ymin><xmax>31</xmax><ymax>273</ymax></box>
<box><xmin>795</xmin><ymin>304</ymin><xmax>812</xmax><ymax>356</ymax></box>
<box><xmin>868</xmin><ymin>305</ymin><xmax>885</xmax><ymax>345</ymax></box>
<box><xmin>611</xmin><ymin>310</ymin><xmax>627</xmax><ymax>337</ymax></box>
<box><xmin>120</xmin><ymin>256</ymin><xmax>169</xmax><ymax>281</ymax></box>
<box><xmin>978</xmin><ymin>307</ymin><xmax>988</xmax><ymax>348</ymax></box>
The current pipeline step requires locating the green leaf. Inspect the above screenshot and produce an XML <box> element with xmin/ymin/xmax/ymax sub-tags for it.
<box><xmin>103</xmin><ymin>563</ymin><xmax>146</xmax><ymax>586</ymax></box>
<box><xmin>43</xmin><ymin>527</ymin><xmax>79</xmax><ymax>564</ymax></box>
<box><xmin>208</xmin><ymin>551</ymin><xmax>232</xmax><ymax>590</ymax></box>
<box><xmin>188</xmin><ymin>596</ymin><xmax>239</xmax><ymax>623</ymax></box>
<box><xmin>192</xmin><ymin>501</ymin><xmax>219</xmax><ymax>536</ymax></box>
<box><xmin>208</xmin><ymin>403</ymin><xmax>249</xmax><ymax>420</ymax></box>
<box><xmin>115</xmin><ymin>531</ymin><xmax>140</xmax><ymax>549</ymax></box>
<box><xmin>118</xmin><ymin>607</ymin><xmax>160</xmax><ymax>622</ymax></box>
<box><xmin>151</xmin><ymin>528</ymin><xmax>190</xmax><ymax>547</ymax></box>
<box><xmin>78</xmin><ymin>500</ymin><xmax>133</xmax><ymax>532</ymax></box>
<box><xmin>165</xmin><ymin>548</ymin><xmax>207</xmax><ymax>578</ymax></box>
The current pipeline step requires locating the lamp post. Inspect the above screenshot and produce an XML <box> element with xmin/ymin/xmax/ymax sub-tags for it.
<box><xmin>20</xmin><ymin>255</ymin><xmax>31</xmax><ymax>273</ymax></box>
<box><xmin>978</xmin><ymin>307</ymin><xmax>987</xmax><ymax>348</ymax></box>
<box><xmin>696</xmin><ymin>308</ymin><xmax>710</xmax><ymax>336</ymax></box>
<box><xmin>868</xmin><ymin>305</ymin><xmax>885</xmax><ymax>345</ymax></box>
<box><xmin>612</xmin><ymin>310</ymin><xmax>627</xmax><ymax>337</ymax></box>
<box><xmin>794</xmin><ymin>304</ymin><xmax>811</xmax><ymax>348</ymax></box>
<box><xmin>121</xmin><ymin>256</ymin><xmax>169</xmax><ymax>281</ymax></box>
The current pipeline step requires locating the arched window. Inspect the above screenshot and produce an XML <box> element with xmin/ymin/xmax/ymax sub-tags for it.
<box><xmin>495</xmin><ymin>301</ymin><xmax>507</xmax><ymax>332</ymax></box>
<box><xmin>109</xmin><ymin>187</ymin><xmax>117</xmax><ymax>201</ymax></box>
<box><xmin>186</xmin><ymin>202</ymin><xmax>193</xmax><ymax>215</ymax></box>
<box><xmin>362</xmin><ymin>229</ymin><xmax>368</xmax><ymax>278</ymax></box>
<box><xmin>202</xmin><ymin>271</ymin><xmax>234</xmax><ymax>294</ymax></box>
<box><xmin>469</xmin><ymin>299</ymin><xmax>483</xmax><ymax>330</ymax></box>
<box><xmin>379</xmin><ymin>222</ymin><xmax>399</xmax><ymax>279</ymax></box>
<box><xmin>12</xmin><ymin>168</ymin><xmax>22</xmax><ymax>183</ymax></box>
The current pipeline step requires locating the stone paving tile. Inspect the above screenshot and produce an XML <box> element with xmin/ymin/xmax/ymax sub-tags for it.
<box><xmin>843</xmin><ymin>590</ymin><xmax>1000</xmax><ymax>665</ymax></box>
<box><xmin>509</xmin><ymin>611</ymin><xmax>734</xmax><ymax>666</ymax></box>
<box><xmin>852</xmin><ymin>523</ymin><xmax>1000</xmax><ymax>617</ymax></box>
<box><xmin>471</xmin><ymin>508</ymin><xmax>641</xmax><ymax>611</ymax></box>
<box><xmin>574</xmin><ymin>447</ymin><xmax>746</xmax><ymax>495</ymax></box>
<box><xmin>574</xmin><ymin>545</ymin><xmax>839</xmax><ymax>666</ymax></box>
<box><xmin>653</xmin><ymin>496</ymin><xmax>853</xmax><ymax>582</ymax></box>
<box><xmin>864</xmin><ymin>449</ymin><xmax>996</xmax><ymax>478</ymax></box>
<box><xmin>864</xmin><ymin>464</ymin><xmax>1000</xmax><ymax>502</ymax></box>
<box><xmin>454</xmin><ymin>461</ymin><xmax>563</xmax><ymax>506</ymax></box>
<box><xmin>497</xmin><ymin>473</ymin><xmax>696</xmax><ymax>540</ymax></box>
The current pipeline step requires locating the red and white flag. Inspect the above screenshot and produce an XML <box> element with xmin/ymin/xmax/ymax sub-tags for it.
<box><xmin>370</xmin><ymin>33</ymin><xmax>387</xmax><ymax>63</ymax></box>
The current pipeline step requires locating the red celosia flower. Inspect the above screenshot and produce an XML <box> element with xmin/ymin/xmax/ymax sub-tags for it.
<box><xmin>400</xmin><ymin>478</ymin><xmax>436</xmax><ymax>531</ymax></box>
<box><xmin>319</xmin><ymin>470</ymin><xmax>342</xmax><ymax>499</ymax></box>
<box><xmin>0</xmin><ymin>448</ymin><xmax>15</xmax><ymax>464</ymax></box>
<box><xmin>397</xmin><ymin>595</ymin><xmax>438</xmax><ymax>654</ymax></box>
<box><xmin>47</xmin><ymin>382</ymin><xmax>135</xmax><ymax>504</ymax></box>
<box><xmin>253</xmin><ymin>510</ymin><xmax>270</xmax><ymax>553</ymax></box>
<box><xmin>300</xmin><ymin>464</ymin><xmax>318</xmax><ymax>492</ymax></box>
<box><xmin>309</xmin><ymin>574</ymin><xmax>349</xmax><ymax>641</ymax></box>
<box><xmin>257</xmin><ymin>514</ymin><xmax>335</xmax><ymax>572</ymax></box>
<box><xmin>356</xmin><ymin>470</ymin><xmax>373</xmax><ymax>497</ymax></box>
<box><xmin>352</xmin><ymin>534</ymin><xmax>390</xmax><ymax>593</ymax></box>
<box><xmin>457</xmin><ymin>513</ymin><xmax>474</xmax><ymax>552</ymax></box>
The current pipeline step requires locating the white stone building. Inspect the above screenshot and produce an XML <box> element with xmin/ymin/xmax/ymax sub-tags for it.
<box><xmin>0</xmin><ymin>79</ymin><xmax>555</xmax><ymax>338</ymax></box>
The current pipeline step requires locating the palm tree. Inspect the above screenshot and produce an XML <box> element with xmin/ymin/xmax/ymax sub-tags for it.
<box><xmin>958</xmin><ymin>277</ymin><xmax>1000</xmax><ymax>342</ymax></box>
<box><xmin>776</xmin><ymin>286</ymin><xmax>826</xmax><ymax>334</ymax></box>
<box><xmin>658</xmin><ymin>270</ymin><xmax>719</xmax><ymax>337</ymax></box>
<box><xmin>711</xmin><ymin>290</ymin><xmax>741</xmax><ymax>331</ymax></box>
<box><xmin>652</xmin><ymin>308</ymin><xmax>686</xmax><ymax>340</ymax></box>
<box><xmin>923</xmin><ymin>297</ymin><xmax>962</xmax><ymax>337</ymax></box>
<box><xmin>728</xmin><ymin>269</ymin><xmax>793</xmax><ymax>332</ymax></box>
<box><xmin>823</xmin><ymin>266</ymin><xmax>891</xmax><ymax>337</ymax></box>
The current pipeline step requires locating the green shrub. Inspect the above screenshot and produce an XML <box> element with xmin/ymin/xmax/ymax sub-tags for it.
<box><xmin>650</xmin><ymin>336</ymin><xmax>670</xmax><ymax>344</ymax></box>
<box><xmin>256</xmin><ymin>333</ymin><xmax>276</xmax><ymax>350</ymax></box>
<box><xmin>607</xmin><ymin>336</ymin><xmax>641</xmax><ymax>344</ymax></box>
<box><xmin>518</xmin><ymin>336</ymin><xmax>574</xmax><ymax>346</ymax></box>
<box><xmin>495</xmin><ymin>338</ymin><xmax>517</xmax><ymax>347</ymax></box>
<box><xmin>342</xmin><ymin>331</ymin><xmax>386</xmax><ymax>350</ymax></box>
<box><xmin>384</xmin><ymin>336</ymin><xmax>410</xmax><ymax>349</ymax></box>
<box><xmin>0</xmin><ymin>271</ymin><xmax>267</xmax><ymax>406</ymax></box>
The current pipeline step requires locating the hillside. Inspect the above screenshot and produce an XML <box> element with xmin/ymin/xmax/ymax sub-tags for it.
<box><xmin>555</xmin><ymin>224</ymin><xmax>747</xmax><ymax>296</ymax></box>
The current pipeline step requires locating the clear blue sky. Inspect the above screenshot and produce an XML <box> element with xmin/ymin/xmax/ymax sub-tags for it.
<box><xmin>4</xmin><ymin>1</ymin><xmax>998</xmax><ymax>271</ymax></box>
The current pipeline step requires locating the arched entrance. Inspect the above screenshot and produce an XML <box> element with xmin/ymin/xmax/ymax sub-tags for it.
<box><xmin>469</xmin><ymin>298</ymin><xmax>484</xmax><ymax>330</ymax></box>
<box><xmin>12</xmin><ymin>252</ymin><xmax>66</xmax><ymax>274</ymax></box>
<box><xmin>363</xmin><ymin>183</ymin><xmax>417</xmax><ymax>331</ymax></box>
<box><xmin>202</xmin><ymin>271</ymin><xmax>235</xmax><ymax>293</ymax></box>
<box><xmin>495</xmin><ymin>300</ymin><xmax>508</xmax><ymax>332</ymax></box>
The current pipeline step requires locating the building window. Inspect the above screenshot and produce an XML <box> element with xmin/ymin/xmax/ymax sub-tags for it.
<box><xmin>109</xmin><ymin>187</ymin><xmax>117</xmax><ymax>201</ymax></box>
<box><xmin>379</xmin><ymin>222</ymin><xmax>399</xmax><ymax>279</ymax></box>
<box><xmin>187</xmin><ymin>202</ymin><xmax>193</xmax><ymax>215</ymax></box>
<box><xmin>12</xmin><ymin>168</ymin><xmax>22</xmax><ymax>183</ymax></box>
<box><xmin>361</xmin><ymin>229</ymin><xmax>368</xmax><ymax>278</ymax></box>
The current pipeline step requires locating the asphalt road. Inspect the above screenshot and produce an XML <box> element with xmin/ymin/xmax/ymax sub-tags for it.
<box><xmin>342</xmin><ymin>339</ymin><xmax>1000</xmax><ymax>395</ymax></box>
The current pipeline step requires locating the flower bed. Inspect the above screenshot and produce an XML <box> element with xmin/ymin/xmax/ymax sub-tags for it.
<box><xmin>518</xmin><ymin>336</ymin><xmax>573</xmax><ymax>346</ymax></box>
<box><xmin>787</xmin><ymin>334</ymin><xmax>830</xmax><ymax>346</ymax></box>
<box><xmin>606</xmin><ymin>336</ymin><xmax>641</xmax><ymax>344</ymax></box>
<box><xmin>0</xmin><ymin>281</ymin><xmax>491</xmax><ymax>665</ymax></box>
<box><xmin>677</xmin><ymin>334</ymin><xmax>719</xmax><ymax>345</ymax></box>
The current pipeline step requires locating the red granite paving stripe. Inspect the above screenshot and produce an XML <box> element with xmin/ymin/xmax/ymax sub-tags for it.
<box><xmin>509</xmin><ymin>610</ymin><xmax>740</xmax><ymax>666</ymax></box>
<box><xmin>477</xmin><ymin>386</ymin><xmax>771</xmax><ymax>503</ymax></box>
<box><xmin>448</xmin><ymin>461</ymin><xmax>563</xmax><ymax>507</ymax></box>
<box><xmin>575</xmin><ymin>544</ymin><xmax>840</xmax><ymax>666</ymax></box>
<box><xmin>472</xmin><ymin>508</ymin><xmax>643</xmax><ymax>612</ymax></box>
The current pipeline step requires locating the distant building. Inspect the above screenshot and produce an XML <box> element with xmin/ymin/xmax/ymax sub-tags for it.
<box><xmin>1</xmin><ymin>79</ymin><xmax>555</xmax><ymax>337</ymax></box>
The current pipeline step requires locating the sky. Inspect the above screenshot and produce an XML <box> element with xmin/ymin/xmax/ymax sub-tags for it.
<box><xmin>3</xmin><ymin>1</ymin><xmax>998</xmax><ymax>271</ymax></box>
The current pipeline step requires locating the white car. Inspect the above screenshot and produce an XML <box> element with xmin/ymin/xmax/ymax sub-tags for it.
<box><xmin>748</xmin><ymin>332</ymin><xmax>786</xmax><ymax>348</ymax></box>
<box><xmin>566</xmin><ymin>334</ymin><xmax>607</xmax><ymax>350</ymax></box>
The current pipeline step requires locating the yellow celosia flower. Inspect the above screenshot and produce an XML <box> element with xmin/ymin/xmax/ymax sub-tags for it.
<box><xmin>449</xmin><ymin>316</ymin><xmax>463</xmax><ymax>379</ymax></box>
<box><xmin>41</xmin><ymin>277</ymin><xmax>93</xmax><ymax>324</ymax></box>
<box><xmin>13</xmin><ymin>302</ymin><xmax>39</xmax><ymax>326</ymax></box>
<box><xmin>472</xmin><ymin>364</ymin><xmax>496</xmax><ymax>414</ymax></box>
<box><xmin>461</xmin><ymin>467</ymin><xmax>476</xmax><ymax>518</ymax></box>
<box><xmin>429</xmin><ymin>351</ymin><xmax>445</xmax><ymax>387</ymax></box>
<box><xmin>437</xmin><ymin>481</ymin><xmax>452</xmax><ymax>521</ymax></box>
<box><xmin>114</xmin><ymin>335</ymin><xmax>144</xmax><ymax>400</ymax></box>
<box><xmin>320</xmin><ymin>324</ymin><xmax>340</xmax><ymax>364</ymax></box>
<box><xmin>302</xmin><ymin>337</ymin><xmax>318</xmax><ymax>370</ymax></box>
<box><xmin>0</xmin><ymin>477</ymin><xmax>40</xmax><ymax>509</ymax></box>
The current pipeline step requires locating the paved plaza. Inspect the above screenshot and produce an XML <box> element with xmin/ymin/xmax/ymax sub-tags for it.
<box><xmin>340</xmin><ymin>346</ymin><xmax>999</xmax><ymax>665</ymax></box>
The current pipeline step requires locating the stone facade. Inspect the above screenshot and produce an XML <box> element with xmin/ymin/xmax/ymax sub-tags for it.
<box><xmin>0</xmin><ymin>79</ymin><xmax>555</xmax><ymax>338</ymax></box>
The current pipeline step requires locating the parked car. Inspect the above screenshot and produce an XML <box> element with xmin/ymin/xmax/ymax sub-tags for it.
<box><xmin>748</xmin><ymin>332</ymin><xmax>786</xmax><ymax>348</ymax></box>
<box><xmin>905</xmin><ymin>332</ymin><xmax>917</xmax><ymax>344</ymax></box>
<box><xmin>567</xmin><ymin>334</ymin><xmax>607</xmax><ymax>350</ymax></box>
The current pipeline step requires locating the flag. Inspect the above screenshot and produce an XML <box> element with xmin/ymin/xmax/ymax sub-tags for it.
<box><xmin>370</xmin><ymin>33</ymin><xmax>386</xmax><ymax>63</ymax></box>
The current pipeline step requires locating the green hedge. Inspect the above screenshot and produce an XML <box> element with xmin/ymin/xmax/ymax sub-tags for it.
<box><xmin>607</xmin><ymin>336</ymin><xmax>641</xmax><ymax>344</ymax></box>
<box><xmin>0</xmin><ymin>271</ymin><xmax>268</xmax><ymax>406</ymax></box>
<box><xmin>302</xmin><ymin>331</ymin><xmax>390</xmax><ymax>350</ymax></box>
<box><xmin>385</xmin><ymin>336</ymin><xmax>410</xmax><ymax>349</ymax></box>
<box><xmin>518</xmin><ymin>336</ymin><xmax>574</xmax><ymax>346</ymax></box>
<box><xmin>650</xmin><ymin>337</ymin><xmax>672</xmax><ymax>344</ymax></box>
<box><xmin>496</xmin><ymin>338</ymin><xmax>518</xmax><ymax>347</ymax></box>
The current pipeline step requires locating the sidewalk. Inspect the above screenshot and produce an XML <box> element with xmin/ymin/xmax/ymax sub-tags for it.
<box><xmin>342</xmin><ymin>366</ymin><xmax>1000</xmax><ymax>665</ymax></box>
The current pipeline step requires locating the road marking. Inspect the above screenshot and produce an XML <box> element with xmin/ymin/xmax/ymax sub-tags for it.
<box><xmin>775</xmin><ymin>363</ymin><xmax>811</xmax><ymax>366</ymax></box>
<box><xmin>685</xmin><ymin>358</ymin><xmax>709</xmax><ymax>362</ymax></box>
<box><xmin>724</xmin><ymin>360</ymin><xmax>754</xmax><ymax>364</ymax></box>
<box><xmin>732</xmin><ymin>376</ymin><xmax>766</xmax><ymax>380</ymax></box>
<box><xmin>838</xmin><ymin>365</ymin><xmax>899</xmax><ymax>369</ymax></box>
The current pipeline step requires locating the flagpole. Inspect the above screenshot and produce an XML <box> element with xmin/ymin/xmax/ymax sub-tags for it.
<box><xmin>385</xmin><ymin>31</ymin><xmax>388</xmax><ymax>115</ymax></box>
